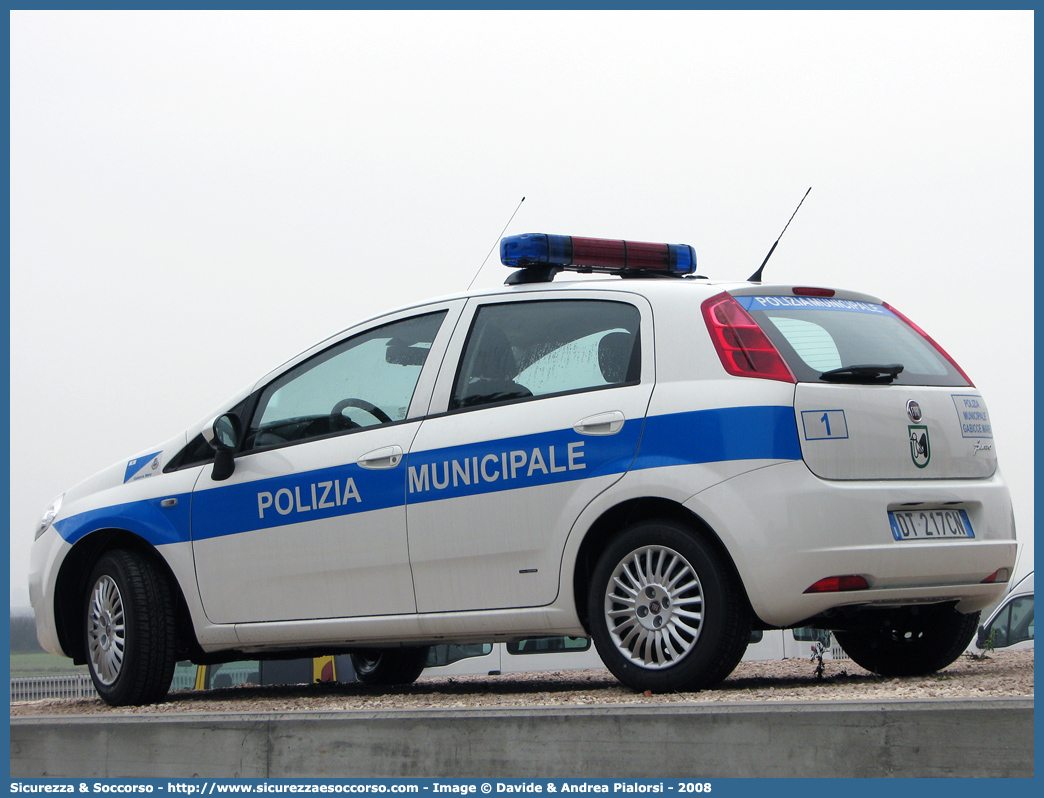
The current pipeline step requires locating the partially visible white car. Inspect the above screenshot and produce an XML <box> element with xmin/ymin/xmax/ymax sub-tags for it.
<box><xmin>30</xmin><ymin>231</ymin><xmax>1018</xmax><ymax>705</ymax></box>
<box><xmin>971</xmin><ymin>571</ymin><xmax>1034</xmax><ymax>653</ymax></box>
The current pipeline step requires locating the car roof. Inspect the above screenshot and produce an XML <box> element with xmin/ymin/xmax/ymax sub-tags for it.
<box><xmin>421</xmin><ymin>274</ymin><xmax>885</xmax><ymax>309</ymax></box>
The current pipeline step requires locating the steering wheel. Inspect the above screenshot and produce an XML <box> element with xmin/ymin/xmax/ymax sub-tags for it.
<box><xmin>331</xmin><ymin>397</ymin><xmax>393</xmax><ymax>426</ymax></box>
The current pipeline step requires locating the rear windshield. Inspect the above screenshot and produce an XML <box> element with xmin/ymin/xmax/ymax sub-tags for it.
<box><xmin>736</xmin><ymin>296</ymin><xmax>969</xmax><ymax>387</ymax></box>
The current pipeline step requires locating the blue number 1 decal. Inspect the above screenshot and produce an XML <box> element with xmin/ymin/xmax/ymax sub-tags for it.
<box><xmin>821</xmin><ymin>413</ymin><xmax>831</xmax><ymax>436</ymax></box>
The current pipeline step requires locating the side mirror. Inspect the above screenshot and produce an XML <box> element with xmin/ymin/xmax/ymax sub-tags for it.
<box><xmin>976</xmin><ymin>624</ymin><xmax>987</xmax><ymax>648</ymax></box>
<box><xmin>203</xmin><ymin>413</ymin><xmax>242</xmax><ymax>481</ymax></box>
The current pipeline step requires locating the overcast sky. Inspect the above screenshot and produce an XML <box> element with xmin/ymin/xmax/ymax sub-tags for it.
<box><xmin>9</xmin><ymin>10</ymin><xmax>1034</xmax><ymax>607</ymax></box>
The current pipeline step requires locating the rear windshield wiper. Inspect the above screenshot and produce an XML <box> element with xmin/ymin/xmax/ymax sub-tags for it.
<box><xmin>819</xmin><ymin>364</ymin><xmax>904</xmax><ymax>384</ymax></box>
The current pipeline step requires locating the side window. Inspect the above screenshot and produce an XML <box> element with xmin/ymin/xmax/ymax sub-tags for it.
<box><xmin>247</xmin><ymin>311</ymin><xmax>446</xmax><ymax>450</ymax></box>
<box><xmin>426</xmin><ymin>643</ymin><xmax>494</xmax><ymax>668</ymax></box>
<box><xmin>987</xmin><ymin>603</ymin><xmax>1012</xmax><ymax>648</ymax></box>
<box><xmin>450</xmin><ymin>299</ymin><xmax>641</xmax><ymax>411</ymax></box>
<box><xmin>1006</xmin><ymin>596</ymin><xmax>1034</xmax><ymax>646</ymax></box>
<box><xmin>506</xmin><ymin>636</ymin><xmax>591</xmax><ymax>655</ymax></box>
<box><xmin>792</xmin><ymin>627</ymin><xmax>832</xmax><ymax>646</ymax></box>
<box><xmin>165</xmin><ymin>397</ymin><xmax>252</xmax><ymax>471</ymax></box>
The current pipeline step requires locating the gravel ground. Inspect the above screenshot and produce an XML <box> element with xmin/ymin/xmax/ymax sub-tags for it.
<box><xmin>11</xmin><ymin>649</ymin><xmax>1032</xmax><ymax>717</ymax></box>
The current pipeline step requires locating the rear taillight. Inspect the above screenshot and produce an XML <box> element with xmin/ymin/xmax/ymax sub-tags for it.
<box><xmin>803</xmin><ymin>575</ymin><xmax>869</xmax><ymax>594</ymax></box>
<box><xmin>701</xmin><ymin>293</ymin><xmax>796</xmax><ymax>383</ymax></box>
<box><xmin>981</xmin><ymin>569</ymin><xmax>1011</xmax><ymax>584</ymax></box>
<box><xmin>884</xmin><ymin>302</ymin><xmax>975</xmax><ymax>387</ymax></box>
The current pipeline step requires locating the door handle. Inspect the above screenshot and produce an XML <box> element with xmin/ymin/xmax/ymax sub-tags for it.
<box><xmin>574</xmin><ymin>411</ymin><xmax>626</xmax><ymax>436</ymax></box>
<box><xmin>358</xmin><ymin>445</ymin><xmax>404</xmax><ymax>470</ymax></box>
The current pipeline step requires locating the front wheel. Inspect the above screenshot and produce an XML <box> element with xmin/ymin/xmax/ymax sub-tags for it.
<box><xmin>834</xmin><ymin>604</ymin><xmax>980</xmax><ymax>677</ymax></box>
<box><xmin>350</xmin><ymin>646</ymin><xmax>430</xmax><ymax>685</ymax></box>
<box><xmin>587</xmin><ymin>520</ymin><xmax>750</xmax><ymax>693</ymax></box>
<box><xmin>84</xmin><ymin>550</ymin><xmax>178</xmax><ymax>706</ymax></box>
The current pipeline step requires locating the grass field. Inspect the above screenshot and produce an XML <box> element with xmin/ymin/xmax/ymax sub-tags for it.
<box><xmin>10</xmin><ymin>651</ymin><xmax>87</xmax><ymax>677</ymax></box>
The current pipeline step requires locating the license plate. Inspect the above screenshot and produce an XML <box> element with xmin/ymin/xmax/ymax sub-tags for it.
<box><xmin>889</xmin><ymin>509</ymin><xmax>975</xmax><ymax>541</ymax></box>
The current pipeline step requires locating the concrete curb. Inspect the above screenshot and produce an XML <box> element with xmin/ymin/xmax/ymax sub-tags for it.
<box><xmin>10</xmin><ymin>698</ymin><xmax>1033</xmax><ymax>779</ymax></box>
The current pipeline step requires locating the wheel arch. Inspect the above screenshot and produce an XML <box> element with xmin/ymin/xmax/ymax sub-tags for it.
<box><xmin>571</xmin><ymin>497</ymin><xmax>755</xmax><ymax>633</ymax></box>
<box><xmin>53</xmin><ymin>528</ymin><xmax>201</xmax><ymax>665</ymax></box>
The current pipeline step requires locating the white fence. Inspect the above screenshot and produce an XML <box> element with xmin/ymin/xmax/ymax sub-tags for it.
<box><xmin>11</xmin><ymin>667</ymin><xmax>200</xmax><ymax>703</ymax></box>
<box><xmin>171</xmin><ymin>669</ymin><xmax>197</xmax><ymax>691</ymax></box>
<box><xmin>11</xmin><ymin>673</ymin><xmax>97</xmax><ymax>703</ymax></box>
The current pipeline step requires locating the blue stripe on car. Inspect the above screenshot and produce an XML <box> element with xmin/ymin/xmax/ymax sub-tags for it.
<box><xmin>633</xmin><ymin>406</ymin><xmax>802</xmax><ymax>469</ymax></box>
<box><xmin>53</xmin><ymin>495</ymin><xmax>192</xmax><ymax>547</ymax></box>
<box><xmin>53</xmin><ymin>405</ymin><xmax>801</xmax><ymax>547</ymax></box>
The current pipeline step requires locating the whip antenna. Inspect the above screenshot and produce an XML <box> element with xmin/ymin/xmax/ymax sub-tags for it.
<box><xmin>748</xmin><ymin>187</ymin><xmax>811</xmax><ymax>282</ymax></box>
<box><xmin>468</xmin><ymin>196</ymin><xmax>526</xmax><ymax>290</ymax></box>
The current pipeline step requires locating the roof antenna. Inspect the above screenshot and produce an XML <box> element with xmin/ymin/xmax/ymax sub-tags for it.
<box><xmin>467</xmin><ymin>196</ymin><xmax>526</xmax><ymax>291</ymax></box>
<box><xmin>748</xmin><ymin>187</ymin><xmax>811</xmax><ymax>283</ymax></box>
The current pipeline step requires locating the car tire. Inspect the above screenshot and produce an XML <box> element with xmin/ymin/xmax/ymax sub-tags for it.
<box><xmin>83</xmin><ymin>550</ymin><xmax>178</xmax><ymax>706</ymax></box>
<box><xmin>834</xmin><ymin>604</ymin><xmax>981</xmax><ymax>677</ymax></box>
<box><xmin>350</xmin><ymin>646</ymin><xmax>431</xmax><ymax>685</ymax></box>
<box><xmin>587</xmin><ymin>519</ymin><xmax>750</xmax><ymax>693</ymax></box>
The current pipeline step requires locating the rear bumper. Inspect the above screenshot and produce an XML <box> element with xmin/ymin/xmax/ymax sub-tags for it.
<box><xmin>686</xmin><ymin>460</ymin><xmax>1017</xmax><ymax>627</ymax></box>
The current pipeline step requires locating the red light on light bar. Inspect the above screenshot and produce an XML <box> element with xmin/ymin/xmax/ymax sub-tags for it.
<box><xmin>803</xmin><ymin>575</ymin><xmax>869</xmax><ymax>594</ymax></box>
<box><xmin>569</xmin><ymin>237</ymin><xmax>674</xmax><ymax>271</ymax></box>
<box><xmin>793</xmin><ymin>287</ymin><xmax>835</xmax><ymax>297</ymax></box>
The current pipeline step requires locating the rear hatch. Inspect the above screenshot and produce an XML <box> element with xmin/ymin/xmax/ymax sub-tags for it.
<box><xmin>730</xmin><ymin>289</ymin><xmax>996</xmax><ymax>481</ymax></box>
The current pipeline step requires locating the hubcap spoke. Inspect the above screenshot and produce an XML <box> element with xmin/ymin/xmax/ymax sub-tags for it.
<box><xmin>672</xmin><ymin>608</ymin><xmax>704</xmax><ymax>622</ymax></box>
<box><xmin>669</xmin><ymin>617</ymin><xmax>701</xmax><ymax>638</ymax></box>
<box><xmin>612</xmin><ymin>575</ymin><xmax>639</xmax><ymax>597</ymax></box>
<box><xmin>619</xmin><ymin>622</ymin><xmax>642</xmax><ymax>650</ymax></box>
<box><xmin>669</xmin><ymin>577</ymin><xmax>700</xmax><ymax>596</ymax></box>
<box><xmin>661</xmin><ymin>628</ymin><xmax>683</xmax><ymax>661</ymax></box>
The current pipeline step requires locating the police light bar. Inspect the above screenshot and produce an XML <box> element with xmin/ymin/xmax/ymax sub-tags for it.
<box><xmin>501</xmin><ymin>233</ymin><xmax>697</xmax><ymax>277</ymax></box>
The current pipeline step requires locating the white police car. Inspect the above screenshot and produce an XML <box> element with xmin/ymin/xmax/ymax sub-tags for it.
<box><xmin>29</xmin><ymin>232</ymin><xmax>1017</xmax><ymax>705</ymax></box>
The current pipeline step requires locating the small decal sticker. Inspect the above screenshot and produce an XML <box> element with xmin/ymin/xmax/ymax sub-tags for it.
<box><xmin>801</xmin><ymin>410</ymin><xmax>848</xmax><ymax>440</ymax></box>
<box><xmin>972</xmin><ymin>440</ymin><xmax>993</xmax><ymax>457</ymax></box>
<box><xmin>908</xmin><ymin>425</ymin><xmax>930</xmax><ymax>468</ymax></box>
<box><xmin>952</xmin><ymin>394</ymin><xmax>992</xmax><ymax>439</ymax></box>
<box><xmin>735</xmin><ymin>296</ymin><xmax>891</xmax><ymax>315</ymax></box>
<box><xmin>124</xmin><ymin>451</ymin><xmax>164</xmax><ymax>483</ymax></box>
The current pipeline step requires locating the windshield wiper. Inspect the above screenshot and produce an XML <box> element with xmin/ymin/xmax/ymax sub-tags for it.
<box><xmin>819</xmin><ymin>364</ymin><xmax>904</xmax><ymax>384</ymax></box>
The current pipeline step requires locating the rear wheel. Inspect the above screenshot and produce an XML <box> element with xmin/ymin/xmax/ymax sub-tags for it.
<box><xmin>587</xmin><ymin>520</ymin><xmax>750</xmax><ymax>693</ymax></box>
<box><xmin>834</xmin><ymin>604</ymin><xmax>980</xmax><ymax>677</ymax></box>
<box><xmin>84</xmin><ymin>550</ymin><xmax>177</xmax><ymax>706</ymax></box>
<box><xmin>350</xmin><ymin>646</ymin><xmax>430</xmax><ymax>685</ymax></box>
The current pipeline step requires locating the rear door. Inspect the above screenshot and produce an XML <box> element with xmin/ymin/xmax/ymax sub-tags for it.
<box><xmin>405</xmin><ymin>290</ymin><xmax>654</xmax><ymax>613</ymax></box>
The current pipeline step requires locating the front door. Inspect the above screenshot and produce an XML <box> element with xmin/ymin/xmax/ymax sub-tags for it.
<box><xmin>191</xmin><ymin>308</ymin><xmax>454</xmax><ymax>624</ymax></box>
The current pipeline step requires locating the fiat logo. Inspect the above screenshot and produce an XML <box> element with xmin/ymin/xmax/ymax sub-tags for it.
<box><xmin>907</xmin><ymin>400</ymin><xmax>922</xmax><ymax>423</ymax></box>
